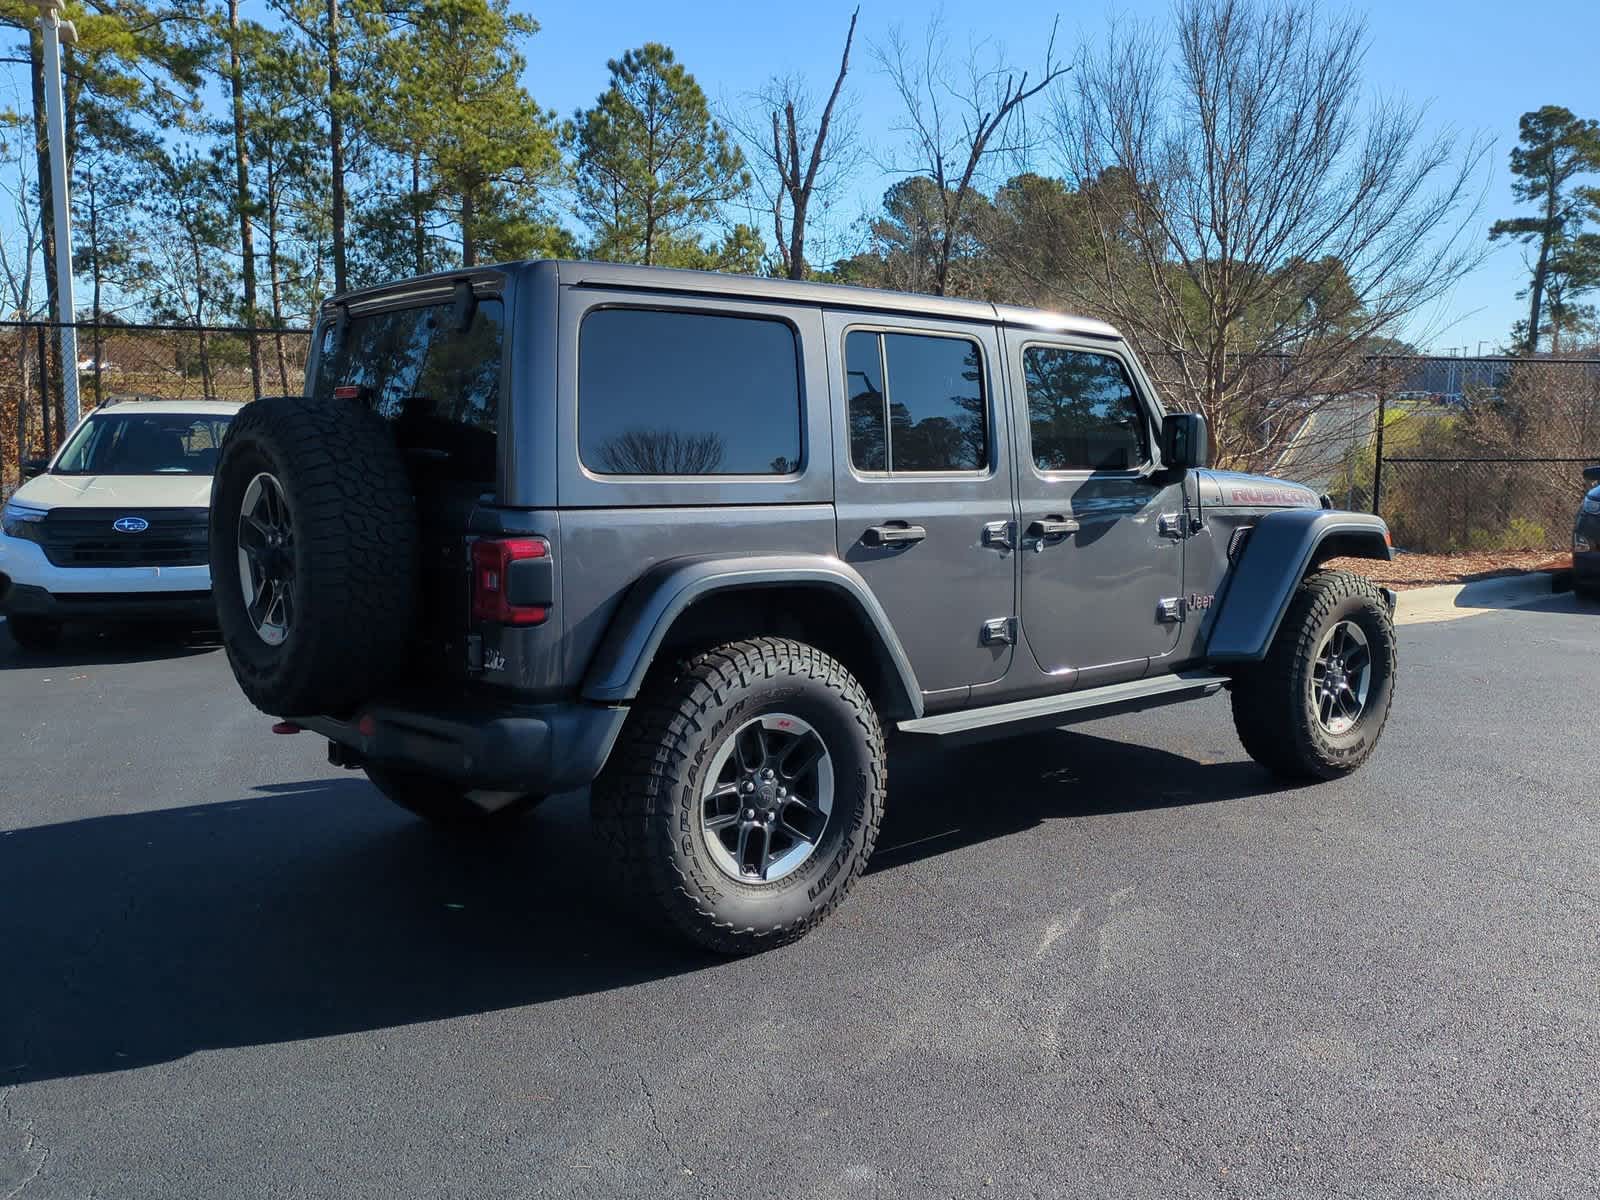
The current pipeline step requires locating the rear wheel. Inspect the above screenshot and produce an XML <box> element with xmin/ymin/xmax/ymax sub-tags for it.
<box><xmin>591</xmin><ymin>637</ymin><xmax>886</xmax><ymax>955</ymax></box>
<box><xmin>365</xmin><ymin>766</ymin><xmax>543</xmax><ymax>828</ymax></box>
<box><xmin>1231</xmin><ymin>569</ymin><xmax>1397</xmax><ymax>780</ymax></box>
<box><xmin>6</xmin><ymin>615</ymin><xmax>62</xmax><ymax>652</ymax></box>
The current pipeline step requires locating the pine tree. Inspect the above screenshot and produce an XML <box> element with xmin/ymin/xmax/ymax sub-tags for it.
<box><xmin>373</xmin><ymin>0</ymin><xmax>566</xmax><ymax>269</ymax></box>
<box><xmin>1489</xmin><ymin>106</ymin><xmax>1600</xmax><ymax>354</ymax></box>
<box><xmin>571</xmin><ymin>43</ymin><xmax>752</xmax><ymax>267</ymax></box>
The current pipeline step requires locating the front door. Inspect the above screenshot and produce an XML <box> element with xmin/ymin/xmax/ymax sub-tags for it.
<box><xmin>827</xmin><ymin>312</ymin><xmax>1016</xmax><ymax>702</ymax></box>
<box><xmin>1007</xmin><ymin>333</ymin><xmax>1186</xmax><ymax>679</ymax></box>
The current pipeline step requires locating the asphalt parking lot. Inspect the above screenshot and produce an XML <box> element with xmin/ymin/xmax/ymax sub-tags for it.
<box><xmin>1</xmin><ymin>594</ymin><xmax>1596</xmax><ymax>1199</ymax></box>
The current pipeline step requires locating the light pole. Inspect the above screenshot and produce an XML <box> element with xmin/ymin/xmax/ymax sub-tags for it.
<box><xmin>36</xmin><ymin>0</ymin><xmax>80</xmax><ymax>432</ymax></box>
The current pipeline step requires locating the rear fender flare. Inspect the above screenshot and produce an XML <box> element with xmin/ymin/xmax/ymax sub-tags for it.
<box><xmin>1204</xmin><ymin>509</ymin><xmax>1391</xmax><ymax>663</ymax></box>
<box><xmin>580</xmin><ymin>554</ymin><xmax>924</xmax><ymax>718</ymax></box>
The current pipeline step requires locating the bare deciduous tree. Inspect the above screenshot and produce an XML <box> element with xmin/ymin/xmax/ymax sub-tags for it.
<box><xmin>596</xmin><ymin>428</ymin><xmax>725</xmax><ymax>475</ymax></box>
<box><xmin>875</xmin><ymin>14</ymin><xmax>1067</xmax><ymax>296</ymax></box>
<box><xmin>1055</xmin><ymin>0</ymin><xmax>1488</xmax><ymax>470</ymax></box>
<box><xmin>732</xmin><ymin>7</ymin><xmax>861</xmax><ymax>280</ymax></box>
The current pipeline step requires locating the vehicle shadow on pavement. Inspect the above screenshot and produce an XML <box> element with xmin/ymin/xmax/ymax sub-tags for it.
<box><xmin>872</xmin><ymin>728</ymin><xmax>1283</xmax><ymax>873</ymax></box>
<box><xmin>0</xmin><ymin>730</ymin><xmax>1279</xmax><ymax>1086</ymax></box>
<box><xmin>0</xmin><ymin>621</ymin><xmax>221</xmax><ymax>670</ymax></box>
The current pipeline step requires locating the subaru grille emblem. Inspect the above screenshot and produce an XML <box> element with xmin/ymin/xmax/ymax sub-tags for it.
<box><xmin>113</xmin><ymin>516</ymin><xmax>150</xmax><ymax>533</ymax></box>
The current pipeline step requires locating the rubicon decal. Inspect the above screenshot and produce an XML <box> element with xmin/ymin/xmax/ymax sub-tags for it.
<box><xmin>1227</xmin><ymin>487</ymin><xmax>1314</xmax><ymax>507</ymax></box>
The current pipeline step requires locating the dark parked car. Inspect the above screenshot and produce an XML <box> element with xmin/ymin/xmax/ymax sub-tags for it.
<box><xmin>206</xmin><ymin>260</ymin><xmax>1398</xmax><ymax>953</ymax></box>
<box><xmin>1576</xmin><ymin>466</ymin><xmax>1600</xmax><ymax>599</ymax></box>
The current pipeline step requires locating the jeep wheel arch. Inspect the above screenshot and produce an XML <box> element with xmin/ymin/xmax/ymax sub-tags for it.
<box><xmin>1204</xmin><ymin>509</ymin><xmax>1391</xmax><ymax>664</ymax></box>
<box><xmin>580</xmin><ymin>555</ymin><xmax>924</xmax><ymax>720</ymax></box>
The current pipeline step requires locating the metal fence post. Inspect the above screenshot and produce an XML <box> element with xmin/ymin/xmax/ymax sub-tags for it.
<box><xmin>1371</xmin><ymin>364</ymin><xmax>1387</xmax><ymax>518</ymax></box>
<box><xmin>35</xmin><ymin>324</ymin><xmax>52</xmax><ymax>453</ymax></box>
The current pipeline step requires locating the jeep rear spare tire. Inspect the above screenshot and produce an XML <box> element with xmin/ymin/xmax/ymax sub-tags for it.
<box><xmin>210</xmin><ymin>394</ymin><xmax>417</xmax><ymax>715</ymax></box>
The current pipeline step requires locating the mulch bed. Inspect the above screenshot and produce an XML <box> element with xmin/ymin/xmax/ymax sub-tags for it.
<box><xmin>1325</xmin><ymin>551</ymin><xmax>1572</xmax><ymax>591</ymax></box>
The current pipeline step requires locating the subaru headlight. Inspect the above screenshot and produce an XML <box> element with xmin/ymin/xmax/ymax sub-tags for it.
<box><xmin>1</xmin><ymin>500</ymin><xmax>48</xmax><ymax>543</ymax></box>
<box><xmin>1582</xmin><ymin>497</ymin><xmax>1600</xmax><ymax>516</ymax></box>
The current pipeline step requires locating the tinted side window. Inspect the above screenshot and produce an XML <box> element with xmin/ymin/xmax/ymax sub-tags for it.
<box><xmin>580</xmin><ymin>308</ymin><xmax>801</xmax><ymax>476</ymax></box>
<box><xmin>845</xmin><ymin>331</ymin><xmax>887</xmax><ymax>471</ymax></box>
<box><xmin>312</xmin><ymin>298</ymin><xmax>503</xmax><ymax>481</ymax></box>
<box><xmin>845</xmin><ymin>330</ymin><xmax>988</xmax><ymax>473</ymax></box>
<box><xmin>1024</xmin><ymin>347</ymin><xmax>1148</xmax><ymax>471</ymax></box>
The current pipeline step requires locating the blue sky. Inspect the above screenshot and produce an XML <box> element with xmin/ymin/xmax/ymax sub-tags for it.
<box><xmin>523</xmin><ymin>0</ymin><xmax>1600</xmax><ymax>353</ymax></box>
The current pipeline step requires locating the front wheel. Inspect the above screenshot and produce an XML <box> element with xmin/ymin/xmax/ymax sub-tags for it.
<box><xmin>591</xmin><ymin>637</ymin><xmax>886</xmax><ymax>955</ymax></box>
<box><xmin>1230</xmin><ymin>569</ymin><xmax>1397</xmax><ymax>780</ymax></box>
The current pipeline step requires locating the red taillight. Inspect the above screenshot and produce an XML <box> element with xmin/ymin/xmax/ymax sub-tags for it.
<box><xmin>471</xmin><ymin>537</ymin><xmax>550</xmax><ymax>626</ymax></box>
<box><xmin>332</xmin><ymin>384</ymin><xmax>362</xmax><ymax>401</ymax></box>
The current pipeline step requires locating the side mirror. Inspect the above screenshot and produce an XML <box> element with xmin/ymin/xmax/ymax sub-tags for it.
<box><xmin>20</xmin><ymin>456</ymin><xmax>48</xmax><ymax>480</ymax></box>
<box><xmin>1162</xmin><ymin>412</ymin><xmax>1209</xmax><ymax>471</ymax></box>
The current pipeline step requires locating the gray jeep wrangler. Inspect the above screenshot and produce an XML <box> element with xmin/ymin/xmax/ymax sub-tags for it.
<box><xmin>210</xmin><ymin>260</ymin><xmax>1398</xmax><ymax>954</ymax></box>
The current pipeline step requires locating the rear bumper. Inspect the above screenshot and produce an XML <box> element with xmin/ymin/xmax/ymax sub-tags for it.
<box><xmin>297</xmin><ymin>696</ymin><xmax>631</xmax><ymax>793</ymax></box>
<box><xmin>0</xmin><ymin>578</ymin><xmax>215</xmax><ymax>621</ymax></box>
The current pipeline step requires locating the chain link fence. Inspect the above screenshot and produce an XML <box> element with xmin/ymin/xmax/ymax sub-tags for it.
<box><xmin>5</xmin><ymin>322</ymin><xmax>1598</xmax><ymax>552</ymax></box>
<box><xmin>1</xmin><ymin>321</ymin><xmax>312</xmax><ymax>497</ymax></box>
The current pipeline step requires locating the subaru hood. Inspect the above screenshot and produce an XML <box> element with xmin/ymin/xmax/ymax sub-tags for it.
<box><xmin>8</xmin><ymin>472</ymin><xmax>214</xmax><ymax>511</ymax></box>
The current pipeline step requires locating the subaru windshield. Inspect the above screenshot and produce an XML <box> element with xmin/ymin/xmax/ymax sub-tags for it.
<box><xmin>52</xmin><ymin>411</ymin><xmax>235</xmax><ymax>476</ymax></box>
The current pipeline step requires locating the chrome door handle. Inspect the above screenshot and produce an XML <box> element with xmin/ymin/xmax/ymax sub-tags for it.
<box><xmin>864</xmin><ymin>522</ymin><xmax>927</xmax><ymax>547</ymax></box>
<box><xmin>1028</xmin><ymin>517</ymin><xmax>1080</xmax><ymax>538</ymax></box>
<box><xmin>982</xmin><ymin>520</ymin><xmax>1013</xmax><ymax>550</ymax></box>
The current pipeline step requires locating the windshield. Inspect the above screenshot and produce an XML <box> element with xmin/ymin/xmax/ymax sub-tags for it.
<box><xmin>53</xmin><ymin>411</ymin><xmax>234</xmax><ymax>476</ymax></box>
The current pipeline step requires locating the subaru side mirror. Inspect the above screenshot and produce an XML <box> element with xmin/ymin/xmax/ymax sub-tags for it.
<box><xmin>1162</xmin><ymin>412</ymin><xmax>1208</xmax><ymax>471</ymax></box>
<box><xmin>20</xmin><ymin>456</ymin><xmax>48</xmax><ymax>480</ymax></box>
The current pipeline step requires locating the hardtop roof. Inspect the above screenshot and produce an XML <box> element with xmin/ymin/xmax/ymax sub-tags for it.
<box><xmin>323</xmin><ymin>258</ymin><xmax>1123</xmax><ymax>342</ymax></box>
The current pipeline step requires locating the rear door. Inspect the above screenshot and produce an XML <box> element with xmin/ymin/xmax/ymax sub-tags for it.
<box><xmin>307</xmin><ymin>283</ymin><xmax>506</xmax><ymax>682</ymax></box>
<box><xmin>1007</xmin><ymin>333</ymin><xmax>1185</xmax><ymax>680</ymax></box>
<box><xmin>825</xmin><ymin>311</ymin><xmax>1016</xmax><ymax>705</ymax></box>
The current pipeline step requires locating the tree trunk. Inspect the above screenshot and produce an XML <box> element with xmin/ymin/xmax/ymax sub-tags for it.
<box><xmin>461</xmin><ymin>188</ymin><xmax>476</xmax><ymax>267</ymax></box>
<box><xmin>327</xmin><ymin>0</ymin><xmax>348</xmax><ymax>295</ymax></box>
<box><xmin>1525</xmin><ymin>176</ymin><xmax>1560</xmax><ymax>355</ymax></box>
<box><xmin>228</xmin><ymin>0</ymin><xmax>263</xmax><ymax>397</ymax></box>
<box><xmin>787</xmin><ymin>193</ymin><xmax>808</xmax><ymax>281</ymax></box>
<box><xmin>411</xmin><ymin>151</ymin><xmax>426</xmax><ymax>275</ymax></box>
<box><xmin>194</xmin><ymin>239</ymin><xmax>213</xmax><ymax>400</ymax></box>
<box><xmin>28</xmin><ymin>27</ymin><xmax>60</xmax><ymax>433</ymax></box>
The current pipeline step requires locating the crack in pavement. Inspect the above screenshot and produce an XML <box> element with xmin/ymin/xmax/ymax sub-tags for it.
<box><xmin>636</xmin><ymin>1072</ymin><xmax>709</xmax><ymax>1199</ymax></box>
<box><xmin>1</xmin><ymin>1087</ymin><xmax>50</xmax><ymax>1200</ymax></box>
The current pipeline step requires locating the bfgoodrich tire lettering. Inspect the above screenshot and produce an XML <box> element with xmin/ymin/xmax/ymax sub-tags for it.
<box><xmin>209</xmin><ymin>395</ymin><xmax>417</xmax><ymax>716</ymax></box>
<box><xmin>1230</xmin><ymin>568</ymin><xmax>1397</xmax><ymax>780</ymax></box>
<box><xmin>591</xmin><ymin>637</ymin><xmax>886</xmax><ymax>955</ymax></box>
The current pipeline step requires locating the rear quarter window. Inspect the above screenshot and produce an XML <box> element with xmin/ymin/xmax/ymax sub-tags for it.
<box><xmin>578</xmin><ymin>308</ymin><xmax>802</xmax><ymax>476</ymax></box>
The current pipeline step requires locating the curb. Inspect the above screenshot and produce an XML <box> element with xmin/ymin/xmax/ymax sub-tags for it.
<box><xmin>1394</xmin><ymin>570</ymin><xmax>1566</xmax><ymax>625</ymax></box>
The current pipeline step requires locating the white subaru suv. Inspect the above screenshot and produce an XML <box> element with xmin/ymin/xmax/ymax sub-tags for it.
<box><xmin>1</xmin><ymin>397</ymin><xmax>243</xmax><ymax>650</ymax></box>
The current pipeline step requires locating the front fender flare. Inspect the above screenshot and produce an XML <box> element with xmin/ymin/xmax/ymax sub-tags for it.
<box><xmin>1204</xmin><ymin>509</ymin><xmax>1391</xmax><ymax>663</ymax></box>
<box><xmin>580</xmin><ymin>554</ymin><xmax>924</xmax><ymax>717</ymax></box>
